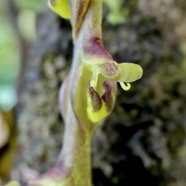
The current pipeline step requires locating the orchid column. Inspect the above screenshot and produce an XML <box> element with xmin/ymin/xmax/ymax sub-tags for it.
<box><xmin>28</xmin><ymin>0</ymin><xmax>143</xmax><ymax>185</ymax></box>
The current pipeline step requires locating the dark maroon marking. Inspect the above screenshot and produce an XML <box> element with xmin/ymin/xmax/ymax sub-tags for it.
<box><xmin>99</xmin><ymin>62</ymin><xmax>118</xmax><ymax>76</ymax></box>
<box><xmin>85</xmin><ymin>37</ymin><xmax>113</xmax><ymax>60</ymax></box>
<box><xmin>102</xmin><ymin>81</ymin><xmax>113</xmax><ymax>111</ymax></box>
<box><xmin>75</xmin><ymin>0</ymin><xmax>92</xmax><ymax>38</ymax></box>
<box><xmin>88</xmin><ymin>82</ymin><xmax>102</xmax><ymax>111</ymax></box>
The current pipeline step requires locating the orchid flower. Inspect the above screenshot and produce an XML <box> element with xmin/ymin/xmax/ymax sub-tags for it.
<box><xmin>48</xmin><ymin>0</ymin><xmax>143</xmax><ymax>126</ymax></box>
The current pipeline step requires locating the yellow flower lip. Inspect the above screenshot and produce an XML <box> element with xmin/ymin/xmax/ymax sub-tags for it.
<box><xmin>87</xmin><ymin>81</ymin><xmax>115</xmax><ymax>123</ymax></box>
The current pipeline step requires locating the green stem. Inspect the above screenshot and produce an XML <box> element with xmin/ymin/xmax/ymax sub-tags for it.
<box><xmin>56</xmin><ymin>2</ymin><xmax>103</xmax><ymax>184</ymax></box>
<box><xmin>28</xmin><ymin>101</ymin><xmax>92</xmax><ymax>186</ymax></box>
<box><xmin>57</xmin><ymin>102</ymin><xmax>92</xmax><ymax>186</ymax></box>
<box><xmin>29</xmin><ymin>1</ymin><xmax>104</xmax><ymax>186</ymax></box>
<box><xmin>72</xmin><ymin>0</ymin><xmax>103</xmax><ymax>43</ymax></box>
<box><xmin>57</xmin><ymin>2</ymin><xmax>103</xmax><ymax>184</ymax></box>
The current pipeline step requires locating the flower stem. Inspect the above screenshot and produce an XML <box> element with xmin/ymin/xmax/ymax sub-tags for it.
<box><xmin>57</xmin><ymin>102</ymin><xmax>92</xmax><ymax>186</ymax></box>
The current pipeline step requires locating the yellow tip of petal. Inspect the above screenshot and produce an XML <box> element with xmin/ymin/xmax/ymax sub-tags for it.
<box><xmin>87</xmin><ymin>100</ymin><xmax>109</xmax><ymax>123</ymax></box>
<box><xmin>48</xmin><ymin>0</ymin><xmax>71</xmax><ymax>19</ymax></box>
<box><xmin>119</xmin><ymin>82</ymin><xmax>131</xmax><ymax>91</ymax></box>
<box><xmin>116</xmin><ymin>63</ymin><xmax>143</xmax><ymax>83</ymax></box>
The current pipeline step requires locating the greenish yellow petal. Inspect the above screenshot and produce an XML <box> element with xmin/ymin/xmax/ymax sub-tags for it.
<box><xmin>110</xmin><ymin>63</ymin><xmax>143</xmax><ymax>82</ymax></box>
<box><xmin>48</xmin><ymin>0</ymin><xmax>71</xmax><ymax>19</ymax></box>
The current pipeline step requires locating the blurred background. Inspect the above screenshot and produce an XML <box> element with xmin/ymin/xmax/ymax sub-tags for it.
<box><xmin>0</xmin><ymin>0</ymin><xmax>186</xmax><ymax>186</ymax></box>
<box><xmin>0</xmin><ymin>0</ymin><xmax>45</xmax><ymax>184</ymax></box>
